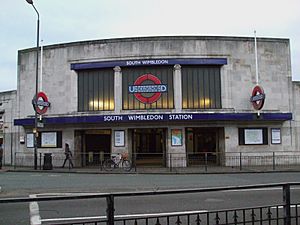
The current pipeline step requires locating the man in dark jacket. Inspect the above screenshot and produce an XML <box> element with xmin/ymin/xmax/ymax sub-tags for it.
<box><xmin>62</xmin><ymin>143</ymin><xmax>74</xmax><ymax>168</ymax></box>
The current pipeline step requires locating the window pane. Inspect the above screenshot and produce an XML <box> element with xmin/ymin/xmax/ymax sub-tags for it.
<box><xmin>182</xmin><ymin>66</ymin><xmax>221</xmax><ymax>109</ymax></box>
<box><xmin>77</xmin><ymin>69</ymin><xmax>114</xmax><ymax>111</ymax></box>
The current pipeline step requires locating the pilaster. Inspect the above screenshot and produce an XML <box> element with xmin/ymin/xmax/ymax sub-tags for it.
<box><xmin>114</xmin><ymin>66</ymin><xmax>122</xmax><ymax>113</ymax></box>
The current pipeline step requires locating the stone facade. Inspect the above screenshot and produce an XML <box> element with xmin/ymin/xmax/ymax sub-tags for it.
<box><xmin>2</xmin><ymin>36</ymin><xmax>298</xmax><ymax>167</ymax></box>
<box><xmin>0</xmin><ymin>90</ymin><xmax>17</xmax><ymax>165</ymax></box>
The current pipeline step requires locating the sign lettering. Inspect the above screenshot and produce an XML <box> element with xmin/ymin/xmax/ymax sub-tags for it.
<box><xmin>104</xmin><ymin>114</ymin><xmax>194</xmax><ymax>122</ymax></box>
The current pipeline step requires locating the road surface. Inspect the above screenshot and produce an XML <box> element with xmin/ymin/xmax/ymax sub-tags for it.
<box><xmin>1</xmin><ymin>171</ymin><xmax>300</xmax><ymax>225</ymax></box>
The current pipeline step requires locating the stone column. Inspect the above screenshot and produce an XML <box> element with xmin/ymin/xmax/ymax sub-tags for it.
<box><xmin>114</xmin><ymin>66</ymin><xmax>122</xmax><ymax>113</ymax></box>
<box><xmin>173</xmin><ymin>64</ymin><xmax>182</xmax><ymax>111</ymax></box>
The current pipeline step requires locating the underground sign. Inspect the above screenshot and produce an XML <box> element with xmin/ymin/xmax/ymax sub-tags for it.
<box><xmin>32</xmin><ymin>92</ymin><xmax>51</xmax><ymax>115</ymax></box>
<box><xmin>250</xmin><ymin>85</ymin><xmax>265</xmax><ymax>110</ymax></box>
<box><xmin>128</xmin><ymin>74</ymin><xmax>167</xmax><ymax>104</ymax></box>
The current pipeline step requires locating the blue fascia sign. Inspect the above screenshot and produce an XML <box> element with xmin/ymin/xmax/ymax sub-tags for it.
<box><xmin>14</xmin><ymin>112</ymin><xmax>293</xmax><ymax>126</ymax></box>
<box><xmin>70</xmin><ymin>58</ymin><xmax>228</xmax><ymax>70</ymax></box>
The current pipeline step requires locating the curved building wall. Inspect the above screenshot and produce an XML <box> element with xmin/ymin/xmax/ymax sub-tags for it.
<box><xmin>18</xmin><ymin>36</ymin><xmax>292</xmax><ymax>116</ymax></box>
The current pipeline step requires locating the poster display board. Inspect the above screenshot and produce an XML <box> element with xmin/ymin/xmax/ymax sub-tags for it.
<box><xmin>41</xmin><ymin>132</ymin><xmax>57</xmax><ymax>147</ymax></box>
<box><xmin>114</xmin><ymin>130</ymin><xmax>125</xmax><ymax>147</ymax></box>
<box><xmin>171</xmin><ymin>129</ymin><xmax>183</xmax><ymax>146</ymax></box>
<box><xmin>244</xmin><ymin>129</ymin><xmax>263</xmax><ymax>145</ymax></box>
<box><xmin>271</xmin><ymin>128</ymin><xmax>281</xmax><ymax>144</ymax></box>
<box><xmin>26</xmin><ymin>133</ymin><xmax>34</xmax><ymax>148</ymax></box>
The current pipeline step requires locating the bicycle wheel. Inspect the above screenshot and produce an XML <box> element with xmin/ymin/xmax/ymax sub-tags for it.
<box><xmin>122</xmin><ymin>160</ymin><xmax>132</xmax><ymax>172</ymax></box>
<box><xmin>103</xmin><ymin>159</ymin><xmax>114</xmax><ymax>171</ymax></box>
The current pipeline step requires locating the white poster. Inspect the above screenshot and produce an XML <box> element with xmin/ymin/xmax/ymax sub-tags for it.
<box><xmin>26</xmin><ymin>133</ymin><xmax>34</xmax><ymax>148</ymax></box>
<box><xmin>244</xmin><ymin>129</ymin><xmax>263</xmax><ymax>144</ymax></box>
<box><xmin>114</xmin><ymin>130</ymin><xmax>125</xmax><ymax>147</ymax></box>
<box><xmin>271</xmin><ymin>128</ymin><xmax>281</xmax><ymax>144</ymax></box>
<box><xmin>41</xmin><ymin>132</ymin><xmax>57</xmax><ymax>147</ymax></box>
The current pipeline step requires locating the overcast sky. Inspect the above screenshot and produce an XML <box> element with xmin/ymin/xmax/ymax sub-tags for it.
<box><xmin>1</xmin><ymin>0</ymin><xmax>300</xmax><ymax>92</ymax></box>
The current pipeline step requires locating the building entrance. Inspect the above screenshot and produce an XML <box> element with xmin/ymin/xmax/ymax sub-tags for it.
<box><xmin>186</xmin><ymin>127</ymin><xmax>220</xmax><ymax>165</ymax></box>
<box><xmin>83</xmin><ymin>130</ymin><xmax>111</xmax><ymax>166</ymax></box>
<box><xmin>132</xmin><ymin>128</ymin><xmax>166</xmax><ymax>166</ymax></box>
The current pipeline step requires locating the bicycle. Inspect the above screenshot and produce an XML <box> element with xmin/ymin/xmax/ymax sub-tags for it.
<box><xmin>103</xmin><ymin>153</ymin><xmax>132</xmax><ymax>172</ymax></box>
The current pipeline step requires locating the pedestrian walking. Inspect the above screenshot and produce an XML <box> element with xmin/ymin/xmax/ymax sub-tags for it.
<box><xmin>0</xmin><ymin>144</ymin><xmax>3</xmax><ymax>169</ymax></box>
<box><xmin>62</xmin><ymin>143</ymin><xmax>74</xmax><ymax>168</ymax></box>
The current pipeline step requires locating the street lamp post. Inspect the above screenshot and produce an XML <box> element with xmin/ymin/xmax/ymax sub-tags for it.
<box><xmin>26</xmin><ymin>0</ymin><xmax>39</xmax><ymax>170</ymax></box>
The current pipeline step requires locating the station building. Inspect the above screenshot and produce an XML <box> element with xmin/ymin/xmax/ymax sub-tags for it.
<box><xmin>3</xmin><ymin>36</ymin><xmax>300</xmax><ymax>168</ymax></box>
<box><xmin>0</xmin><ymin>90</ymin><xmax>17</xmax><ymax>166</ymax></box>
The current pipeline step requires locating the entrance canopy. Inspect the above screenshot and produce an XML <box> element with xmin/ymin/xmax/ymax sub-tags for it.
<box><xmin>14</xmin><ymin>112</ymin><xmax>292</xmax><ymax>126</ymax></box>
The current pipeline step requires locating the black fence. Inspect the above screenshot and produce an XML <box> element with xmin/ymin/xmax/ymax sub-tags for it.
<box><xmin>13</xmin><ymin>151</ymin><xmax>300</xmax><ymax>173</ymax></box>
<box><xmin>0</xmin><ymin>183</ymin><xmax>299</xmax><ymax>225</ymax></box>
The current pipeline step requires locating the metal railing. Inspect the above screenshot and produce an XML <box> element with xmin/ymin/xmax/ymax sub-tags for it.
<box><xmin>12</xmin><ymin>151</ymin><xmax>300</xmax><ymax>173</ymax></box>
<box><xmin>0</xmin><ymin>182</ymin><xmax>299</xmax><ymax>225</ymax></box>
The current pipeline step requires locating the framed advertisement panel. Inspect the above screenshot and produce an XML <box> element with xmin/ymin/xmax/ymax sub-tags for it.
<box><xmin>41</xmin><ymin>132</ymin><xmax>57</xmax><ymax>147</ymax></box>
<box><xmin>244</xmin><ymin>129</ymin><xmax>263</xmax><ymax>145</ymax></box>
<box><xmin>239</xmin><ymin>128</ymin><xmax>268</xmax><ymax>145</ymax></box>
<box><xmin>114</xmin><ymin>130</ymin><xmax>125</xmax><ymax>147</ymax></box>
<box><xmin>26</xmin><ymin>133</ymin><xmax>34</xmax><ymax>148</ymax></box>
<box><xmin>27</xmin><ymin>131</ymin><xmax>62</xmax><ymax>148</ymax></box>
<box><xmin>271</xmin><ymin>128</ymin><xmax>281</xmax><ymax>144</ymax></box>
<box><xmin>171</xmin><ymin>129</ymin><xmax>183</xmax><ymax>146</ymax></box>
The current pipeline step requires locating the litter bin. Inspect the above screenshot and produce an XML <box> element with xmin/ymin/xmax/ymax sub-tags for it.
<box><xmin>43</xmin><ymin>153</ymin><xmax>53</xmax><ymax>170</ymax></box>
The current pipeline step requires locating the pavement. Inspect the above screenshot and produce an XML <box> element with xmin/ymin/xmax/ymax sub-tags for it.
<box><xmin>2</xmin><ymin>164</ymin><xmax>300</xmax><ymax>175</ymax></box>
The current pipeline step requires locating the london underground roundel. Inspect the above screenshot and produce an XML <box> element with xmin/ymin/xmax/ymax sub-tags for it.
<box><xmin>250</xmin><ymin>85</ymin><xmax>265</xmax><ymax>110</ymax></box>
<box><xmin>32</xmin><ymin>92</ymin><xmax>51</xmax><ymax>115</ymax></box>
<box><xmin>128</xmin><ymin>74</ymin><xmax>167</xmax><ymax>104</ymax></box>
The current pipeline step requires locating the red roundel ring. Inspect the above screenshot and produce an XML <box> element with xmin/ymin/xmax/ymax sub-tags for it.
<box><xmin>35</xmin><ymin>92</ymin><xmax>50</xmax><ymax>115</ymax></box>
<box><xmin>251</xmin><ymin>85</ymin><xmax>265</xmax><ymax>110</ymax></box>
<box><xmin>134</xmin><ymin>74</ymin><xmax>162</xmax><ymax>104</ymax></box>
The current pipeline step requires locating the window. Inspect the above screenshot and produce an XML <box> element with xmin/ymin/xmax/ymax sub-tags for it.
<box><xmin>182</xmin><ymin>66</ymin><xmax>221</xmax><ymax>109</ymax></box>
<box><xmin>78</xmin><ymin>69</ymin><xmax>114</xmax><ymax>111</ymax></box>
<box><xmin>238</xmin><ymin>128</ymin><xmax>268</xmax><ymax>145</ymax></box>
